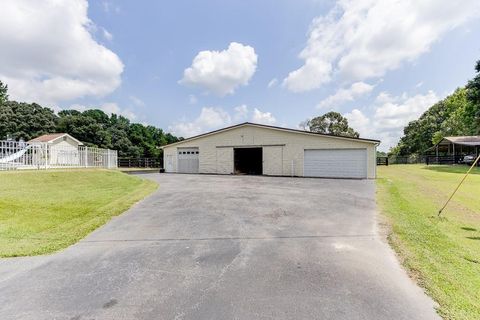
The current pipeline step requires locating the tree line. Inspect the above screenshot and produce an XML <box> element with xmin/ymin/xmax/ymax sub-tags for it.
<box><xmin>7</xmin><ymin>57</ymin><xmax>477</xmax><ymax>160</ymax></box>
<box><xmin>0</xmin><ymin>82</ymin><xmax>180</xmax><ymax>158</ymax></box>
<box><xmin>391</xmin><ymin>59</ymin><xmax>480</xmax><ymax>156</ymax></box>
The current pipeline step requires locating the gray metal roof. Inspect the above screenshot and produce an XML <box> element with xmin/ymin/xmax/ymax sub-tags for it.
<box><xmin>440</xmin><ymin>136</ymin><xmax>480</xmax><ymax>146</ymax></box>
<box><xmin>162</xmin><ymin>122</ymin><xmax>381</xmax><ymax>148</ymax></box>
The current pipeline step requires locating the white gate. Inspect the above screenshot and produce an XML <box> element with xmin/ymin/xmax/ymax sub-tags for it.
<box><xmin>0</xmin><ymin>140</ymin><xmax>118</xmax><ymax>171</ymax></box>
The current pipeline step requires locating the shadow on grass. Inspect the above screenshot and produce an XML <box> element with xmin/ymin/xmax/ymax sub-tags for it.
<box><xmin>462</xmin><ymin>227</ymin><xmax>478</xmax><ymax>232</ymax></box>
<box><xmin>422</xmin><ymin>165</ymin><xmax>480</xmax><ymax>175</ymax></box>
<box><xmin>466</xmin><ymin>236</ymin><xmax>480</xmax><ymax>240</ymax></box>
<box><xmin>429</xmin><ymin>215</ymin><xmax>448</xmax><ymax>222</ymax></box>
<box><xmin>464</xmin><ymin>256</ymin><xmax>480</xmax><ymax>264</ymax></box>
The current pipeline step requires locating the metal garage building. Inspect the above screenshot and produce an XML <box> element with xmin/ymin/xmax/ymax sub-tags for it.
<box><xmin>162</xmin><ymin>122</ymin><xmax>380</xmax><ymax>179</ymax></box>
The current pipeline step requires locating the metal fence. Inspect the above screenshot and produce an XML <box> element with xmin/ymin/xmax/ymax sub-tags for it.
<box><xmin>376</xmin><ymin>154</ymin><xmax>479</xmax><ymax>166</ymax></box>
<box><xmin>376</xmin><ymin>156</ymin><xmax>388</xmax><ymax>165</ymax></box>
<box><xmin>118</xmin><ymin>158</ymin><xmax>161</xmax><ymax>168</ymax></box>
<box><xmin>0</xmin><ymin>140</ymin><xmax>117</xmax><ymax>171</ymax></box>
<box><xmin>386</xmin><ymin>154</ymin><xmax>424</xmax><ymax>164</ymax></box>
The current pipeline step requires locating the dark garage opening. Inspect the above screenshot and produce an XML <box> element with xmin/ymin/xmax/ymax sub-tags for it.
<box><xmin>234</xmin><ymin>147</ymin><xmax>262</xmax><ymax>175</ymax></box>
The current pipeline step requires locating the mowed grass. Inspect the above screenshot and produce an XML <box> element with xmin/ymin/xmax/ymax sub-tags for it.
<box><xmin>0</xmin><ymin>170</ymin><xmax>157</xmax><ymax>257</ymax></box>
<box><xmin>377</xmin><ymin>165</ymin><xmax>480</xmax><ymax>320</ymax></box>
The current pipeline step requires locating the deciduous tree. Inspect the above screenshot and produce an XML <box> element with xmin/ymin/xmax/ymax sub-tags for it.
<box><xmin>0</xmin><ymin>81</ymin><xmax>180</xmax><ymax>158</ymax></box>
<box><xmin>306</xmin><ymin>111</ymin><xmax>359</xmax><ymax>138</ymax></box>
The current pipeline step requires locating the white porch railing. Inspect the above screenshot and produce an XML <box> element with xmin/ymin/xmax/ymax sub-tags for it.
<box><xmin>0</xmin><ymin>140</ymin><xmax>118</xmax><ymax>171</ymax></box>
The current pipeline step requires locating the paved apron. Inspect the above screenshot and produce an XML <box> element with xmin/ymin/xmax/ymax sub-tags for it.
<box><xmin>0</xmin><ymin>174</ymin><xmax>439</xmax><ymax>320</ymax></box>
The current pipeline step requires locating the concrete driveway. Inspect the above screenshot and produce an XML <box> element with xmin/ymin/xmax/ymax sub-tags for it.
<box><xmin>0</xmin><ymin>174</ymin><xmax>438</xmax><ymax>320</ymax></box>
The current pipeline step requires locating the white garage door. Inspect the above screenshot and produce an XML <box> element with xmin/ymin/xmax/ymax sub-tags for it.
<box><xmin>178</xmin><ymin>148</ymin><xmax>199</xmax><ymax>173</ymax></box>
<box><xmin>304</xmin><ymin>149</ymin><xmax>367</xmax><ymax>178</ymax></box>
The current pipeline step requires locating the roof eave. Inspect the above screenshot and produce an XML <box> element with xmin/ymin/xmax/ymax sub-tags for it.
<box><xmin>48</xmin><ymin>133</ymin><xmax>83</xmax><ymax>145</ymax></box>
<box><xmin>28</xmin><ymin>133</ymin><xmax>84</xmax><ymax>145</ymax></box>
<box><xmin>162</xmin><ymin>122</ymin><xmax>380</xmax><ymax>148</ymax></box>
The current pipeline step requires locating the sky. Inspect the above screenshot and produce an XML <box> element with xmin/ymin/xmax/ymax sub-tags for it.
<box><xmin>1</xmin><ymin>0</ymin><xmax>480</xmax><ymax>151</ymax></box>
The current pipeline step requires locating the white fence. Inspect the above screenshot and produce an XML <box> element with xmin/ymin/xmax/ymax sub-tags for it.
<box><xmin>0</xmin><ymin>140</ymin><xmax>118</xmax><ymax>171</ymax></box>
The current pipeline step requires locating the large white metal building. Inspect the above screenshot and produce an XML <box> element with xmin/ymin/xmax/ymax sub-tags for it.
<box><xmin>162</xmin><ymin>123</ymin><xmax>380</xmax><ymax>179</ymax></box>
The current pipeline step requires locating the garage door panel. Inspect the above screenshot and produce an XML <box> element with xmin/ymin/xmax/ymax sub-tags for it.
<box><xmin>216</xmin><ymin>148</ymin><xmax>233</xmax><ymax>174</ymax></box>
<box><xmin>178</xmin><ymin>148</ymin><xmax>199</xmax><ymax>173</ymax></box>
<box><xmin>263</xmin><ymin>146</ymin><xmax>283</xmax><ymax>176</ymax></box>
<box><xmin>304</xmin><ymin>149</ymin><xmax>367</xmax><ymax>178</ymax></box>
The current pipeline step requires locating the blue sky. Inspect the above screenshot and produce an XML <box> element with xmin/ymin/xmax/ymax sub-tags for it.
<box><xmin>1</xmin><ymin>0</ymin><xmax>480</xmax><ymax>150</ymax></box>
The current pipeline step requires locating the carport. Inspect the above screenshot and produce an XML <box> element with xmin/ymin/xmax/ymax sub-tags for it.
<box><xmin>426</xmin><ymin>136</ymin><xmax>480</xmax><ymax>164</ymax></box>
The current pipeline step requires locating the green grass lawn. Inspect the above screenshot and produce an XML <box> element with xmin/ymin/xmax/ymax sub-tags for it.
<box><xmin>377</xmin><ymin>164</ymin><xmax>480</xmax><ymax>320</ymax></box>
<box><xmin>0</xmin><ymin>169</ymin><xmax>157</xmax><ymax>257</ymax></box>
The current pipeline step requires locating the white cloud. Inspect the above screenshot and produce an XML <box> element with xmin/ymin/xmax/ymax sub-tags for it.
<box><xmin>375</xmin><ymin>91</ymin><xmax>438</xmax><ymax>128</ymax></box>
<box><xmin>102</xmin><ymin>1</ymin><xmax>120</xmax><ymax>14</ymax></box>
<box><xmin>345</xmin><ymin>109</ymin><xmax>371</xmax><ymax>133</ymax></box>
<box><xmin>169</xmin><ymin>105</ymin><xmax>277</xmax><ymax>137</ymax></box>
<box><xmin>283</xmin><ymin>57</ymin><xmax>334</xmax><ymax>92</ymax></box>
<box><xmin>100</xmin><ymin>102</ymin><xmax>120</xmax><ymax>114</ymax></box>
<box><xmin>345</xmin><ymin>90</ymin><xmax>439</xmax><ymax>150</ymax></box>
<box><xmin>375</xmin><ymin>91</ymin><xmax>396</xmax><ymax>104</ymax></box>
<box><xmin>169</xmin><ymin>107</ymin><xmax>232</xmax><ymax>137</ymax></box>
<box><xmin>68</xmin><ymin>104</ymin><xmax>87</xmax><ymax>112</ymax></box>
<box><xmin>188</xmin><ymin>94</ymin><xmax>198</xmax><ymax>104</ymax></box>
<box><xmin>234</xmin><ymin>104</ymin><xmax>249</xmax><ymax>121</ymax></box>
<box><xmin>180</xmin><ymin>42</ymin><xmax>258</xmax><ymax>96</ymax></box>
<box><xmin>129</xmin><ymin>95</ymin><xmax>145</xmax><ymax>107</ymax></box>
<box><xmin>267</xmin><ymin>78</ymin><xmax>278</xmax><ymax>88</ymax></box>
<box><xmin>284</xmin><ymin>0</ymin><xmax>480</xmax><ymax>92</ymax></box>
<box><xmin>100</xmin><ymin>103</ymin><xmax>137</xmax><ymax>121</ymax></box>
<box><xmin>197</xmin><ymin>107</ymin><xmax>231</xmax><ymax>128</ymax></box>
<box><xmin>101</xmin><ymin>28</ymin><xmax>113</xmax><ymax>41</ymax></box>
<box><xmin>0</xmin><ymin>0</ymin><xmax>123</xmax><ymax>106</ymax></box>
<box><xmin>252</xmin><ymin>108</ymin><xmax>276</xmax><ymax>125</ymax></box>
<box><xmin>317</xmin><ymin>81</ymin><xmax>374</xmax><ymax>109</ymax></box>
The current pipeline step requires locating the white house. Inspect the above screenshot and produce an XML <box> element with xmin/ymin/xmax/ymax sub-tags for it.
<box><xmin>28</xmin><ymin>133</ymin><xmax>83</xmax><ymax>166</ymax></box>
<box><xmin>162</xmin><ymin>122</ymin><xmax>380</xmax><ymax>179</ymax></box>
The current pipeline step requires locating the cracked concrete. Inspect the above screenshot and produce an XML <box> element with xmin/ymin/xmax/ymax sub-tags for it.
<box><xmin>0</xmin><ymin>173</ymin><xmax>439</xmax><ymax>319</ymax></box>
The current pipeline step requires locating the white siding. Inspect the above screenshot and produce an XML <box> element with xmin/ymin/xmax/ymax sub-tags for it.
<box><xmin>165</xmin><ymin>154</ymin><xmax>174</xmax><ymax>172</ymax></box>
<box><xmin>263</xmin><ymin>146</ymin><xmax>283</xmax><ymax>176</ymax></box>
<box><xmin>49</xmin><ymin>137</ymin><xmax>80</xmax><ymax>166</ymax></box>
<box><xmin>163</xmin><ymin>124</ymin><xmax>378</xmax><ymax>178</ymax></box>
<box><xmin>216</xmin><ymin>147</ymin><xmax>233</xmax><ymax>174</ymax></box>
